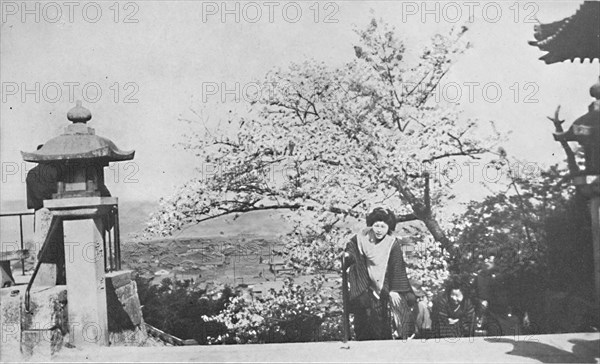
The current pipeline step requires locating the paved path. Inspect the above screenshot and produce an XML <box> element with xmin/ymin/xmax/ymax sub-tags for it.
<box><xmin>39</xmin><ymin>332</ymin><xmax>599</xmax><ymax>363</ymax></box>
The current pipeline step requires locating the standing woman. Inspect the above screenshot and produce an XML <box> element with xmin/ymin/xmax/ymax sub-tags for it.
<box><xmin>344</xmin><ymin>207</ymin><xmax>416</xmax><ymax>340</ymax></box>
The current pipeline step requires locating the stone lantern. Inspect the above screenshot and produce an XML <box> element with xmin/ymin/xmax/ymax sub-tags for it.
<box><xmin>20</xmin><ymin>101</ymin><xmax>134</xmax><ymax>348</ymax></box>
<box><xmin>22</xmin><ymin>101</ymin><xmax>134</xmax><ymax>199</ymax></box>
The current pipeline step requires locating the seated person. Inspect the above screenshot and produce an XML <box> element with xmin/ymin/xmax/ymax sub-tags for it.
<box><xmin>432</xmin><ymin>281</ymin><xmax>475</xmax><ymax>338</ymax></box>
<box><xmin>471</xmin><ymin>254</ymin><xmax>519</xmax><ymax>336</ymax></box>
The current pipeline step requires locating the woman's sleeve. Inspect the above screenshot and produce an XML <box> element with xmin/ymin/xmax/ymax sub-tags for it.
<box><xmin>434</xmin><ymin>296</ymin><xmax>449</xmax><ymax>323</ymax></box>
<box><xmin>388</xmin><ymin>240</ymin><xmax>411</xmax><ymax>293</ymax></box>
<box><xmin>344</xmin><ymin>235</ymin><xmax>358</xmax><ymax>266</ymax></box>
<box><xmin>346</xmin><ymin>235</ymin><xmax>369</xmax><ymax>301</ymax></box>
<box><xmin>461</xmin><ymin>299</ymin><xmax>476</xmax><ymax>335</ymax></box>
<box><xmin>438</xmin><ymin>298</ymin><xmax>448</xmax><ymax>320</ymax></box>
<box><xmin>463</xmin><ymin>299</ymin><xmax>475</xmax><ymax>322</ymax></box>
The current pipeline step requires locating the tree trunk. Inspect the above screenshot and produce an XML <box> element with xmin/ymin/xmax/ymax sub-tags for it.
<box><xmin>391</xmin><ymin>177</ymin><xmax>453</xmax><ymax>251</ymax></box>
<box><xmin>420</xmin><ymin>214</ymin><xmax>453</xmax><ymax>251</ymax></box>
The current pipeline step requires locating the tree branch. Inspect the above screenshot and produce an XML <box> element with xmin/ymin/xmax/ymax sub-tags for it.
<box><xmin>390</xmin><ymin>175</ymin><xmax>452</xmax><ymax>250</ymax></box>
<box><xmin>424</xmin><ymin>149</ymin><xmax>486</xmax><ymax>163</ymax></box>
<box><xmin>422</xmin><ymin>130</ymin><xmax>488</xmax><ymax>162</ymax></box>
<box><xmin>548</xmin><ymin>105</ymin><xmax>580</xmax><ymax>175</ymax></box>
<box><xmin>396</xmin><ymin>213</ymin><xmax>418</xmax><ymax>223</ymax></box>
<box><xmin>193</xmin><ymin>203</ymin><xmax>302</xmax><ymax>224</ymax></box>
<box><xmin>424</xmin><ymin>172</ymin><xmax>431</xmax><ymax>213</ymax></box>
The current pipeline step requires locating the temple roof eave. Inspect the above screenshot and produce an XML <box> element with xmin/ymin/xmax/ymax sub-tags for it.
<box><xmin>529</xmin><ymin>1</ymin><xmax>600</xmax><ymax>64</ymax></box>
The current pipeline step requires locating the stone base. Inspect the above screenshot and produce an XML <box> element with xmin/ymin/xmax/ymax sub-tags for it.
<box><xmin>21</xmin><ymin>286</ymin><xmax>68</xmax><ymax>360</ymax></box>
<box><xmin>106</xmin><ymin>270</ymin><xmax>147</xmax><ymax>346</ymax></box>
<box><xmin>0</xmin><ymin>285</ymin><xmax>68</xmax><ymax>361</ymax></box>
<box><xmin>0</xmin><ymin>270</ymin><xmax>148</xmax><ymax>360</ymax></box>
<box><xmin>21</xmin><ymin>328</ymin><xmax>64</xmax><ymax>359</ymax></box>
<box><xmin>109</xmin><ymin>325</ymin><xmax>149</xmax><ymax>347</ymax></box>
<box><xmin>21</xmin><ymin>286</ymin><xmax>68</xmax><ymax>332</ymax></box>
<box><xmin>0</xmin><ymin>286</ymin><xmax>23</xmax><ymax>361</ymax></box>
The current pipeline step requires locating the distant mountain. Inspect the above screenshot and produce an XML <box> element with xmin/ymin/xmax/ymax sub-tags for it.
<box><xmin>1</xmin><ymin>199</ymin><xmax>296</xmax><ymax>241</ymax></box>
<box><xmin>173</xmin><ymin>209</ymin><xmax>296</xmax><ymax>240</ymax></box>
<box><xmin>0</xmin><ymin>199</ymin><xmax>159</xmax><ymax>240</ymax></box>
<box><xmin>118</xmin><ymin>200</ymin><xmax>160</xmax><ymax>237</ymax></box>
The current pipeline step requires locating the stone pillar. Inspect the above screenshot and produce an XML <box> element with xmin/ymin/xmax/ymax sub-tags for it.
<box><xmin>43</xmin><ymin>197</ymin><xmax>117</xmax><ymax>348</ymax></box>
<box><xmin>62</xmin><ymin>217</ymin><xmax>109</xmax><ymax>347</ymax></box>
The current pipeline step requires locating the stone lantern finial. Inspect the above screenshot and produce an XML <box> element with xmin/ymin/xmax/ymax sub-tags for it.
<box><xmin>21</xmin><ymin>102</ymin><xmax>134</xmax><ymax>163</ymax></box>
<box><xmin>67</xmin><ymin>100</ymin><xmax>92</xmax><ymax>123</ymax></box>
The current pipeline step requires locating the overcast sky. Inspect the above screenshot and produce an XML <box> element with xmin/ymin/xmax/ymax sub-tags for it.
<box><xmin>1</xmin><ymin>1</ymin><xmax>598</xmax><ymax>208</ymax></box>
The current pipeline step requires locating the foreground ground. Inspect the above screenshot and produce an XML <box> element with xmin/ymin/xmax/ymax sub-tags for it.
<box><xmin>43</xmin><ymin>332</ymin><xmax>600</xmax><ymax>363</ymax></box>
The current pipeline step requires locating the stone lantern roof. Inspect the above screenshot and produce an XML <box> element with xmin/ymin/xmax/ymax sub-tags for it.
<box><xmin>21</xmin><ymin>101</ymin><xmax>135</xmax><ymax>163</ymax></box>
<box><xmin>528</xmin><ymin>1</ymin><xmax>600</xmax><ymax>64</ymax></box>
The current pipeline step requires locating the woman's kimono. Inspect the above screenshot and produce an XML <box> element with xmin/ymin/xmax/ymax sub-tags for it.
<box><xmin>432</xmin><ymin>295</ymin><xmax>476</xmax><ymax>338</ymax></box>
<box><xmin>345</xmin><ymin>228</ymin><xmax>413</xmax><ymax>340</ymax></box>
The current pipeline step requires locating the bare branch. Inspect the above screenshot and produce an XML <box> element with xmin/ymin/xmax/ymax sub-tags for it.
<box><xmin>424</xmin><ymin>172</ymin><xmax>431</xmax><ymax>213</ymax></box>
<box><xmin>415</xmin><ymin>68</ymin><xmax>449</xmax><ymax>109</ymax></box>
<box><xmin>193</xmin><ymin>203</ymin><xmax>302</xmax><ymax>224</ymax></box>
<box><xmin>422</xmin><ymin>130</ymin><xmax>489</xmax><ymax>162</ymax></box>
<box><xmin>548</xmin><ymin>105</ymin><xmax>580</xmax><ymax>175</ymax></box>
<box><xmin>187</xmin><ymin>201</ymin><xmax>369</xmax><ymax>227</ymax></box>
<box><xmin>396</xmin><ymin>213</ymin><xmax>419</xmax><ymax>223</ymax></box>
<box><xmin>424</xmin><ymin>150</ymin><xmax>486</xmax><ymax>163</ymax></box>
